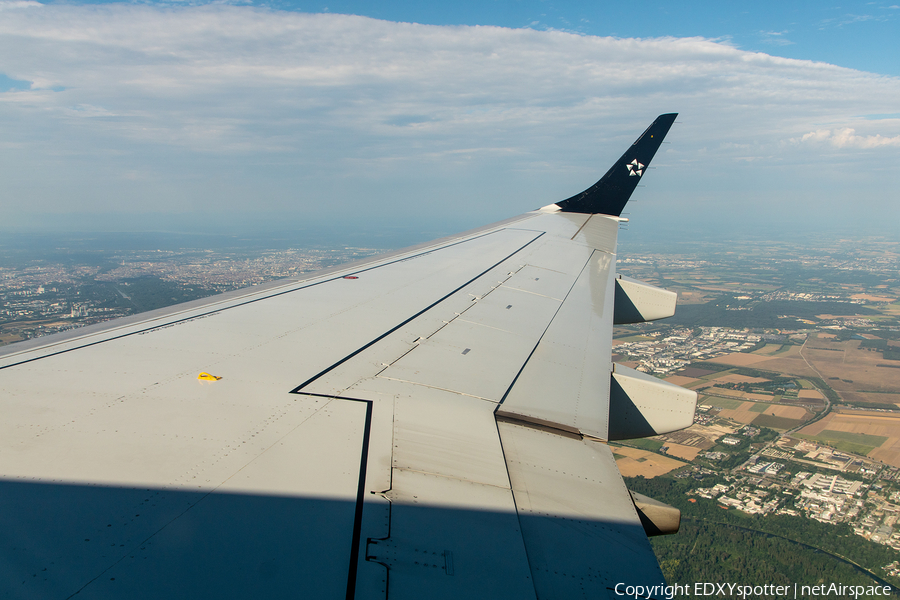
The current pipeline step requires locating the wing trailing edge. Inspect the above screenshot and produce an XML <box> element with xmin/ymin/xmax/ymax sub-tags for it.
<box><xmin>554</xmin><ymin>113</ymin><xmax>677</xmax><ymax>216</ymax></box>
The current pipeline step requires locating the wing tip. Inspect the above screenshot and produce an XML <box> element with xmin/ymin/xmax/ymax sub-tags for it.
<box><xmin>555</xmin><ymin>113</ymin><xmax>678</xmax><ymax>216</ymax></box>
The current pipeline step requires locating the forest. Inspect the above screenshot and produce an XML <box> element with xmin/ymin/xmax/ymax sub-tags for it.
<box><xmin>626</xmin><ymin>475</ymin><xmax>900</xmax><ymax>597</ymax></box>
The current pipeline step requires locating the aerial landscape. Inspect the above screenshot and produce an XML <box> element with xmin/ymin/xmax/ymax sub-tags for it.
<box><xmin>3</xmin><ymin>230</ymin><xmax>899</xmax><ymax>592</ymax></box>
<box><xmin>2</xmin><ymin>0</ymin><xmax>899</xmax><ymax>597</ymax></box>
<box><xmin>611</xmin><ymin>236</ymin><xmax>900</xmax><ymax>589</ymax></box>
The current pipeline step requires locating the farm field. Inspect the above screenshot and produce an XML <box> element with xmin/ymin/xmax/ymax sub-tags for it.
<box><xmin>611</xmin><ymin>445</ymin><xmax>686</xmax><ymax>478</ymax></box>
<box><xmin>661</xmin><ymin>443</ymin><xmax>701</xmax><ymax>461</ymax></box>
<box><xmin>716</xmin><ymin>373</ymin><xmax>771</xmax><ymax>384</ymax></box>
<box><xmin>663</xmin><ymin>375</ymin><xmax>703</xmax><ymax>388</ymax></box>
<box><xmin>797</xmin><ymin>409</ymin><xmax>900</xmax><ymax>467</ymax></box>
<box><xmin>716</xmin><ymin>401</ymin><xmax>812</xmax><ymax>430</ymax></box>
<box><xmin>705</xmin><ymin>338</ymin><xmax>900</xmax><ymax>407</ymax></box>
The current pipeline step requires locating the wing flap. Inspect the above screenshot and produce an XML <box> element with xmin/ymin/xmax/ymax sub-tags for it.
<box><xmin>390</xmin><ymin>393</ymin><xmax>511</xmax><ymax>489</ymax></box>
<box><xmin>329</xmin><ymin>386</ymin><xmax>537</xmax><ymax>599</ymax></box>
<box><xmin>497</xmin><ymin>421</ymin><xmax>666</xmax><ymax>598</ymax></box>
<box><xmin>368</xmin><ymin>471</ymin><xmax>536</xmax><ymax>600</ymax></box>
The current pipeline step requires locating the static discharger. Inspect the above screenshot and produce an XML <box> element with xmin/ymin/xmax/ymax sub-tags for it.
<box><xmin>197</xmin><ymin>372</ymin><xmax>222</xmax><ymax>381</ymax></box>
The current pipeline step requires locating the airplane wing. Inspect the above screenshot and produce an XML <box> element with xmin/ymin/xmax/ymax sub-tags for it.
<box><xmin>0</xmin><ymin>113</ymin><xmax>697</xmax><ymax>600</ymax></box>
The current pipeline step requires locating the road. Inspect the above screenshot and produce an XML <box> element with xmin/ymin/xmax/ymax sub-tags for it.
<box><xmin>731</xmin><ymin>334</ymin><xmax>834</xmax><ymax>473</ymax></box>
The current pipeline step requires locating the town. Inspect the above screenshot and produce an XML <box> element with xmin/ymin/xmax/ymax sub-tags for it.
<box><xmin>0</xmin><ymin>245</ymin><xmax>379</xmax><ymax>344</ymax></box>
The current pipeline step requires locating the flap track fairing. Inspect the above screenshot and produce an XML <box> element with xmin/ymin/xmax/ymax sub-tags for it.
<box><xmin>630</xmin><ymin>491</ymin><xmax>681</xmax><ymax>536</ymax></box>
<box><xmin>608</xmin><ymin>363</ymin><xmax>697</xmax><ymax>441</ymax></box>
<box><xmin>613</xmin><ymin>275</ymin><xmax>677</xmax><ymax>324</ymax></box>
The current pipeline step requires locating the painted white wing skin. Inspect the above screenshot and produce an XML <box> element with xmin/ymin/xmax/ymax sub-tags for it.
<box><xmin>1</xmin><ymin>114</ymin><xmax>688</xmax><ymax>599</ymax></box>
<box><xmin>0</xmin><ymin>209</ymin><xmax>671</xmax><ymax>600</ymax></box>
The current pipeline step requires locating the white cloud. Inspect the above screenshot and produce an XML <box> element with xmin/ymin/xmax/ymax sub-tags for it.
<box><xmin>0</xmin><ymin>5</ymin><xmax>898</xmax><ymax>234</ymax></box>
<box><xmin>795</xmin><ymin>127</ymin><xmax>900</xmax><ymax>148</ymax></box>
<box><xmin>62</xmin><ymin>103</ymin><xmax>120</xmax><ymax>118</ymax></box>
<box><xmin>759</xmin><ymin>30</ymin><xmax>794</xmax><ymax>46</ymax></box>
<box><xmin>0</xmin><ymin>1</ymin><xmax>42</xmax><ymax>9</ymax></box>
<box><xmin>819</xmin><ymin>12</ymin><xmax>890</xmax><ymax>28</ymax></box>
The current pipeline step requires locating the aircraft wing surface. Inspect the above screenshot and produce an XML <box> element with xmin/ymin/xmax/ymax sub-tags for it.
<box><xmin>0</xmin><ymin>114</ymin><xmax>695</xmax><ymax>600</ymax></box>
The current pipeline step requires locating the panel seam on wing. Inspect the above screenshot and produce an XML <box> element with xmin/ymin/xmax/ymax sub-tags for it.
<box><xmin>389</xmin><ymin>466</ymin><xmax>512</xmax><ymax>491</ymax></box>
<box><xmin>373</xmin><ymin>375</ymin><xmax>498</xmax><ymax>404</ymax></box>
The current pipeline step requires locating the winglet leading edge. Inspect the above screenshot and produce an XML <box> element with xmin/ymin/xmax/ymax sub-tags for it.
<box><xmin>554</xmin><ymin>113</ymin><xmax>677</xmax><ymax>217</ymax></box>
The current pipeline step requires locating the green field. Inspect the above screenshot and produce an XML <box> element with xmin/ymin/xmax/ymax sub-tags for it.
<box><xmin>682</xmin><ymin>379</ymin><xmax>709</xmax><ymax>389</ymax></box>
<box><xmin>749</xmin><ymin>402</ymin><xmax>771</xmax><ymax>413</ymax></box>
<box><xmin>619</xmin><ymin>438</ymin><xmax>664</xmax><ymax>452</ymax></box>
<box><xmin>774</xmin><ymin>344</ymin><xmax>793</xmax><ymax>354</ymax></box>
<box><xmin>795</xmin><ymin>435</ymin><xmax>873</xmax><ymax>456</ymax></box>
<box><xmin>795</xmin><ymin>429</ymin><xmax>888</xmax><ymax>456</ymax></box>
<box><xmin>820</xmin><ymin>429</ymin><xmax>888</xmax><ymax>447</ymax></box>
<box><xmin>702</xmin><ymin>396</ymin><xmax>743</xmax><ymax>409</ymax></box>
<box><xmin>754</xmin><ymin>343</ymin><xmax>782</xmax><ymax>354</ymax></box>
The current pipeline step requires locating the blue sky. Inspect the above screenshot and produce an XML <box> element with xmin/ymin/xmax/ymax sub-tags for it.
<box><xmin>0</xmin><ymin>0</ymin><xmax>898</xmax><ymax>242</ymax></box>
<box><xmin>292</xmin><ymin>0</ymin><xmax>900</xmax><ymax>76</ymax></box>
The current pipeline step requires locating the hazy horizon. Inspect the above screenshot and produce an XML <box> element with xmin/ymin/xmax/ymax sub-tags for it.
<box><xmin>1</xmin><ymin>2</ymin><xmax>898</xmax><ymax>242</ymax></box>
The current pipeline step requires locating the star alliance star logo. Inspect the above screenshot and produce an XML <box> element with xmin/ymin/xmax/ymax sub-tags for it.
<box><xmin>626</xmin><ymin>159</ymin><xmax>644</xmax><ymax>177</ymax></box>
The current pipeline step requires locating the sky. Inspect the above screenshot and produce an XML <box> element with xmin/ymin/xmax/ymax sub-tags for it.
<box><xmin>0</xmin><ymin>0</ymin><xmax>898</xmax><ymax>243</ymax></box>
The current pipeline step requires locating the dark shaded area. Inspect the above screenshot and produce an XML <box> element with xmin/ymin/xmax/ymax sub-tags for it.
<box><xmin>614</xmin><ymin>278</ymin><xmax>645</xmax><ymax>324</ymax></box>
<box><xmin>609</xmin><ymin>376</ymin><xmax>658</xmax><ymax>440</ymax></box>
<box><xmin>678</xmin><ymin>367</ymin><xmax>716</xmax><ymax>378</ymax></box>
<box><xmin>751</xmin><ymin>414</ymin><xmax>801</xmax><ymax>430</ymax></box>
<box><xmin>0</xmin><ymin>477</ymin><xmax>666</xmax><ymax>600</ymax></box>
<box><xmin>0</xmin><ymin>480</ymin><xmax>358</xmax><ymax>600</ymax></box>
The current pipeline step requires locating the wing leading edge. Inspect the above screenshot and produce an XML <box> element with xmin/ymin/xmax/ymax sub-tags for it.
<box><xmin>0</xmin><ymin>115</ymin><xmax>694</xmax><ymax>600</ymax></box>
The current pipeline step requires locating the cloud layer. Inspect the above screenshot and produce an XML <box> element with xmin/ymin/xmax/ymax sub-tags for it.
<box><xmin>795</xmin><ymin>128</ymin><xmax>900</xmax><ymax>148</ymax></box>
<box><xmin>1</xmin><ymin>3</ymin><xmax>898</xmax><ymax>236</ymax></box>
